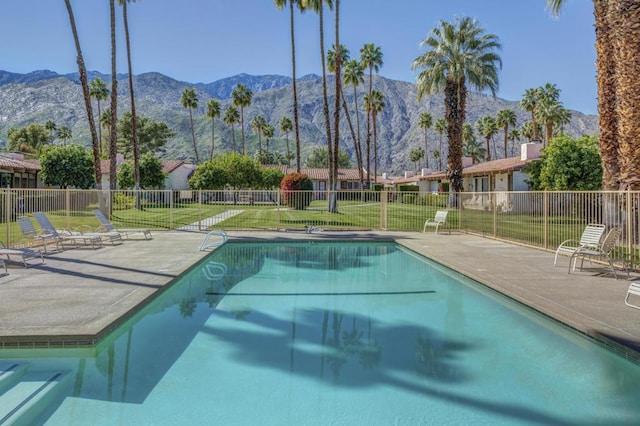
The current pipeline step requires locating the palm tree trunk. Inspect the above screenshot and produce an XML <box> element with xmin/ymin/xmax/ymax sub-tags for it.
<box><xmin>122</xmin><ymin>0</ymin><xmax>140</xmax><ymax>190</ymax></box>
<box><xmin>445</xmin><ymin>77</ymin><xmax>465</xmax><ymax>196</ymax></box>
<box><xmin>318</xmin><ymin>2</ymin><xmax>333</xmax><ymax>196</ymax></box>
<box><xmin>189</xmin><ymin>109</ymin><xmax>199</xmax><ymax>163</ymax></box>
<box><xmin>503</xmin><ymin>125</ymin><xmax>508</xmax><ymax>158</ymax></box>
<box><xmin>329</xmin><ymin>0</ymin><xmax>341</xmax><ymax>213</ymax></box>
<box><xmin>64</xmin><ymin>0</ymin><xmax>101</xmax><ymax>187</ymax></box>
<box><xmin>240</xmin><ymin>107</ymin><xmax>246</xmax><ymax>155</ymax></box>
<box><xmin>352</xmin><ymin>85</ymin><xmax>364</xmax><ymax>188</ymax></box>
<box><xmin>109</xmin><ymin>0</ymin><xmax>118</xmax><ymax>190</ymax></box>
<box><xmin>289</xmin><ymin>1</ymin><xmax>301</xmax><ymax>173</ymax></box>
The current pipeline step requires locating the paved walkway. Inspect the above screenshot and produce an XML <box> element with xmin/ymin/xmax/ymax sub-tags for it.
<box><xmin>177</xmin><ymin>210</ymin><xmax>244</xmax><ymax>231</ymax></box>
<box><xmin>0</xmin><ymin>230</ymin><xmax>638</xmax><ymax>362</ymax></box>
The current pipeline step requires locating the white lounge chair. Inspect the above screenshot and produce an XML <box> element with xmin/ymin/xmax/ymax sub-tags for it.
<box><xmin>33</xmin><ymin>212</ymin><xmax>104</xmax><ymax>250</ymax></box>
<box><xmin>0</xmin><ymin>241</ymin><xmax>44</xmax><ymax>267</ymax></box>
<box><xmin>92</xmin><ymin>209</ymin><xmax>152</xmax><ymax>240</ymax></box>
<box><xmin>423</xmin><ymin>210</ymin><xmax>449</xmax><ymax>234</ymax></box>
<box><xmin>554</xmin><ymin>223</ymin><xmax>606</xmax><ymax>266</ymax></box>
<box><xmin>625</xmin><ymin>283</ymin><xmax>640</xmax><ymax>309</ymax></box>
<box><xmin>569</xmin><ymin>226</ymin><xmax>629</xmax><ymax>279</ymax></box>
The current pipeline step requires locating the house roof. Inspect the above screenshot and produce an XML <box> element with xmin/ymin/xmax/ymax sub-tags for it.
<box><xmin>400</xmin><ymin>155</ymin><xmax>537</xmax><ymax>182</ymax></box>
<box><xmin>266</xmin><ymin>166</ymin><xmax>362</xmax><ymax>181</ymax></box>
<box><xmin>0</xmin><ymin>156</ymin><xmax>40</xmax><ymax>173</ymax></box>
<box><xmin>162</xmin><ymin>160</ymin><xmax>186</xmax><ymax>174</ymax></box>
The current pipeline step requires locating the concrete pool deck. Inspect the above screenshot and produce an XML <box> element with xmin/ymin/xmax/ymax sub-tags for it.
<box><xmin>0</xmin><ymin>230</ymin><xmax>638</xmax><ymax>362</ymax></box>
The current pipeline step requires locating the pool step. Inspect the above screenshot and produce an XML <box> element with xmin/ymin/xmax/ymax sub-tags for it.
<box><xmin>0</xmin><ymin>369</ymin><xmax>72</xmax><ymax>426</ymax></box>
<box><xmin>0</xmin><ymin>363</ymin><xmax>29</xmax><ymax>396</ymax></box>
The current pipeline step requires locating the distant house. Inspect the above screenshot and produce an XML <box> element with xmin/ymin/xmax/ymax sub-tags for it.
<box><xmin>163</xmin><ymin>160</ymin><xmax>195</xmax><ymax>190</ymax></box>
<box><xmin>0</xmin><ymin>154</ymin><xmax>40</xmax><ymax>188</ymax></box>
<box><xmin>267</xmin><ymin>166</ymin><xmax>363</xmax><ymax>192</ymax></box>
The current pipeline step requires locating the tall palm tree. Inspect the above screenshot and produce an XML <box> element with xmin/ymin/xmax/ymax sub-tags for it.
<box><xmin>364</xmin><ymin>90</ymin><xmax>385</xmax><ymax>181</ymax></box>
<box><xmin>45</xmin><ymin>120</ymin><xmax>57</xmax><ymax>141</ymax></box>
<box><xmin>180</xmin><ymin>88</ymin><xmax>199</xmax><ymax>163</ymax></box>
<box><xmin>263</xmin><ymin>123</ymin><xmax>275</xmax><ymax>160</ymax></box>
<box><xmin>223</xmin><ymin>106</ymin><xmax>240</xmax><ymax>152</ymax></box>
<box><xmin>274</xmin><ymin>0</ymin><xmax>305</xmax><ymax>172</ymax></box>
<box><xmin>57</xmin><ymin>126</ymin><xmax>72</xmax><ymax>144</ymax></box>
<box><xmin>537</xmin><ymin>98</ymin><xmax>568</xmax><ymax>146</ymax></box>
<box><xmin>434</xmin><ymin>118</ymin><xmax>447</xmax><ymax>170</ymax></box>
<box><xmin>548</xmin><ymin>0</ymin><xmax>619</xmax><ymax>190</ymax></box>
<box><xmin>520</xmin><ymin>87</ymin><xmax>543</xmax><ymax>142</ymax></box>
<box><xmin>463</xmin><ymin>137</ymin><xmax>486</xmax><ymax>165</ymax></box>
<box><xmin>231</xmin><ymin>83</ymin><xmax>253</xmax><ymax>155</ymax></box>
<box><xmin>508</xmin><ymin>128</ymin><xmax>521</xmax><ymax>157</ymax></box>
<box><xmin>476</xmin><ymin>115</ymin><xmax>497</xmax><ymax>161</ymax></box>
<box><xmin>496</xmin><ymin>109</ymin><xmax>517</xmax><ymax>158</ymax></box>
<box><xmin>330</xmin><ymin>0</ymin><xmax>341</xmax><ymax>213</ymax></box>
<box><xmin>418</xmin><ymin>112</ymin><xmax>433</xmax><ymax>168</ymax></box>
<box><xmin>279</xmin><ymin>116</ymin><xmax>293</xmax><ymax>167</ymax></box>
<box><xmin>409</xmin><ymin>148</ymin><xmax>424</xmax><ymax>172</ymax></box>
<box><xmin>412</xmin><ymin>17</ymin><xmax>501</xmax><ymax>195</ymax></box>
<box><xmin>89</xmin><ymin>78</ymin><xmax>109</xmax><ymax>156</ymax></box>
<box><xmin>63</xmin><ymin>0</ymin><xmax>101</xmax><ymax>186</ymax></box>
<box><xmin>206</xmin><ymin>99</ymin><xmax>221</xmax><ymax>160</ymax></box>
<box><xmin>109</xmin><ymin>0</ymin><xmax>118</xmax><ymax>190</ymax></box>
<box><xmin>360</xmin><ymin>43</ymin><xmax>383</xmax><ymax>185</ymax></box>
<box><xmin>251</xmin><ymin>115</ymin><xmax>267</xmax><ymax>152</ymax></box>
<box><xmin>343</xmin><ymin>58</ymin><xmax>365</xmax><ymax>186</ymax></box>
<box><xmin>117</xmin><ymin>0</ymin><xmax>140</xmax><ymax>190</ymax></box>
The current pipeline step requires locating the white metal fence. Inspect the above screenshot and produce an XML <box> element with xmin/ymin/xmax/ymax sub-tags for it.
<box><xmin>2</xmin><ymin>188</ymin><xmax>639</xmax><ymax>268</ymax></box>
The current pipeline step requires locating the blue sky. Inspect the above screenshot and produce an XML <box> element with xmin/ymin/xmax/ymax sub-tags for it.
<box><xmin>0</xmin><ymin>0</ymin><xmax>596</xmax><ymax>114</ymax></box>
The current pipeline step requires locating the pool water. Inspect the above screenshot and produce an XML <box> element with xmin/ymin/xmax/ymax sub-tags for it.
<box><xmin>3</xmin><ymin>242</ymin><xmax>640</xmax><ymax>425</ymax></box>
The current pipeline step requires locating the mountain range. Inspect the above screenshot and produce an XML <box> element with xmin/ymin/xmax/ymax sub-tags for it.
<box><xmin>0</xmin><ymin>70</ymin><xmax>599</xmax><ymax>174</ymax></box>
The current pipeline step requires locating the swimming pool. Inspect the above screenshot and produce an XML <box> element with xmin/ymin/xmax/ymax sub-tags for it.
<box><xmin>2</xmin><ymin>241</ymin><xmax>640</xmax><ymax>425</ymax></box>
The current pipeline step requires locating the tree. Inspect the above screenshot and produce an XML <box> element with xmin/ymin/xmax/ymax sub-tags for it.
<box><xmin>40</xmin><ymin>144</ymin><xmax>94</xmax><ymax>189</ymax></box>
<box><xmin>475</xmin><ymin>115</ymin><xmax>497</xmax><ymax>161</ymax></box>
<box><xmin>45</xmin><ymin>120</ymin><xmax>57</xmax><ymax>140</ymax></box>
<box><xmin>525</xmin><ymin>135</ymin><xmax>602</xmax><ymax>190</ymax></box>
<box><xmin>7</xmin><ymin>124</ymin><xmax>51</xmax><ymax>154</ymax></box>
<box><xmin>520</xmin><ymin>87</ymin><xmax>543</xmax><ymax>142</ymax></box>
<box><xmin>117</xmin><ymin>152</ymin><xmax>165</xmax><ymax>189</ymax></box>
<box><xmin>508</xmin><ymin>128</ymin><xmax>521</xmax><ymax>156</ymax></box>
<box><xmin>360</xmin><ymin>43</ymin><xmax>383</xmax><ymax>184</ymax></box>
<box><xmin>274</xmin><ymin>0</ymin><xmax>304</xmax><ymax>172</ymax></box>
<box><xmin>251</xmin><ymin>115</ymin><xmax>267</xmax><ymax>152</ymax></box>
<box><xmin>263</xmin><ymin>123</ymin><xmax>275</xmax><ymax>160</ymax></box>
<box><xmin>89</xmin><ymin>77</ymin><xmax>109</xmax><ymax>156</ymax></box>
<box><xmin>223</xmin><ymin>106</ymin><xmax>240</xmax><ymax>152</ymax></box>
<box><xmin>344</xmin><ymin>58</ymin><xmax>366</xmax><ymax>187</ymax></box>
<box><xmin>259</xmin><ymin>167</ymin><xmax>285</xmax><ymax>189</ymax></box>
<box><xmin>363</xmin><ymin>90</ymin><xmax>385</xmax><ymax>181</ymax></box>
<box><xmin>462</xmin><ymin>127</ymin><xmax>486</xmax><ymax>165</ymax></box>
<box><xmin>409</xmin><ymin>148</ymin><xmax>424</xmax><ymax>171</ymax></box>
<box><xmin>418</xmin><ymin>112</ymin><xmax>433</xmax><ymax>168</ymax></box>
<box><xmin>181</xmin><ymin>87</ymin><xmax>199</xmax><ymax>163</ymax></box>
<box><xmin>117</xmin><ymin>112</ymin><xmax>174</xmax><ymax>157</ymax></box>
<box><xmin>57</xmin><ymin>126</ymin><xmax>72</xmax><ymax>144</ymax></box>
<box><xmin>434</xmin><ymin>118</ymin><xmax>447</xmax><ymax>170</ymax></box>
<box><xmin>231</xmin><ymin>83</ymin><xmax>253</xmax><ymax>155</ymax></box>
<box><xmin>63</xmin><ymin>0</ymin><xmax>101</xmax><ymax>186</ymax></box>
<box><xmin>305</xmin><ymin>147</ymin><xmax>351</xmax><ymax>168</ymax></box>
<box><xmin>188</xmin><ymin>152</ymin><xmax>262</xmax><ymax>190</ymax></box>
<box><xmin>280</xmin><ymin>173</ymin><xmax>313</xmax><ymax>210</ymax></box>
<box><xmin>496</xmin><ymin>108</ymin><xmax>517</xmax><ymax>158</ymax></box>
<box><xmin>109</xmin><ymin>0</ymin><xmax>118</xmax><ymax>190</ymax></box>
<box><xmin>206</xmin><ymin>98</ymin><xmax>221</xmax><ymax>160</ymax></box>
<box><xmin>412</xmin><ymin>16</ymin><xmax>501</xmax><ymax>195</ymax></box>
<box><xmin>118</xmin><ymin>0</ymin><xmax>140</xmax><ymax>190</ymax></box>
<box><xmin>279</xmin><ymin>116</ymin><xmax>293</xmax><ymax>167</ymax></box>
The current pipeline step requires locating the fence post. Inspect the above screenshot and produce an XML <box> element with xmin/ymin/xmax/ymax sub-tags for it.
<box><xmin>4</xmin><ymin>189</ymin><xmax>10</xmax><ymax>245</ymax></box>
<box><xmin>277</xmin><ymin>190</ymin><xmax>281</xmax><ymax>230</ymax></box>
<box><xmin>492</xmin><ymin>191</ymin><xmax>497</xmax><ymax>238</ymax></box>
<box><xmin>543</xmin><ymin>190</ymin><xmax>549</xmax><ymax>250</ymax></box>
<box><xmin>169</xmin><ymin>190</ymin><xmax>174</xmax><ymax>230</ymax></box>
<box><xmin>380</xmin><ymin>190</ymin><xmax>387</xmax><ymax>230</ymax></box>
<box><xmin>198</xmin><ymin>190</ymin><xmax>202</xmax><ymax>231</ymax></box>
<box><xmin>627</xmin><ymin>188</ymin><xmax>632</xmax><ymax>267</ymax></box>
<box><xmin>66</xmin><ymin>188</ymin><xmax>71</xmax><ymax>229</ymax></box>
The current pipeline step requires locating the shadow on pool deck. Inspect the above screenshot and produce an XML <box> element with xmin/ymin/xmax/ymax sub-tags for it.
<box><xmin>0</xmin><ymin>230</ymin><xmax>638</xmax><ymax>362</ymax></box>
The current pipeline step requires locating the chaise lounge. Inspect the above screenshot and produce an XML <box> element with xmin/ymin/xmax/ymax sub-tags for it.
<box><xmin>92</xmin><ymin>209</ymin><xmax>153</xmax><ymax>240</ymax></box>
<box><xmin>0</xmin><ymin>241</ymin><xmax>44</xmax><ymax>267</ymax></box>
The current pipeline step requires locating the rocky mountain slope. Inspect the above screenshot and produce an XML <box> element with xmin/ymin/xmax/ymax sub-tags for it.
<box><xmin>0</xmin><ymin>70</ymin><xmax>598</xmax><ymax>174</ymax></box>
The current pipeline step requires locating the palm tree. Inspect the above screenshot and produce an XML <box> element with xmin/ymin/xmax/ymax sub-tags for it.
<box><xmin>206</xmin><ymin>99</ymin><xmax>221</xmax><ymax>160</ymax></box>
<box><xmin>180</xmin><ymin>88</ymin><xmax>199</xmax><ymax>163</ymax></box>
<box><xmin>223</xmin><ymin>106</ymin><xmax>240</xmax><ymax>152</ymax></box>
<box><xmin>409</xmin><ymin>148</ymin><xmax>424</xmax><ymax>172</ymax></box>
<box><xmin>434</xmin><ymin>118</ymin><xmax>446</xmax><ymax>170</ymax></box>
<box><xmin>118</xmin><ymin>0</ymin><xmax>140</xmax><ymax>190</ymax></box>
<box><xmin>89</xmin><ymin>78</ymin><xmax>109</xmax><ymax>156</ymax></box>
<box><xmin>57</xmin><ymin>126</ymin><xmax>72</xmax><ymax>144</ymax></box>
<box><xmin>364</xmin><ymin>90</ymin><xmax>385</xmax><ymax>181</ymax></box>
<box><xmin>109</xmin><ymin>0</ymin><xmax>118</xmax><ymax>190</ymax></box>
<box><xmin>263</xmin><ymin>123</ymin><xmax>275</xmax><ymax>160</ymax></box>
<box><xmin>360</xmin><ymin>43</ymin><xmax>383</xmax><ymax>185</ymax></box>
<box><xmin>463</xmin><ymin>137</ymin><xmax>486</xmax><ymax>165</ymax></box>
<box><xmin>274</xmin><ymin>0</ymin><xmax>305</xmax><ymax>172</ymax></box>
<box><xmin>520</xmin><ymin>87</ymin><xmax>543</xmax><ymax>142</ymax></box>
<box><xmin>251</xmin><ymin>115</ymin><xmax>267</xmax><ymax>152</ymax></box>
<box><xmin>45</xmin><ymin>120</ymin><xmax>57</xmax><ymax>141</ymax></box>
<box><xmin>418</xmin><ymin>112</ymin><xmax>433</xmax><ymax>169</ymax></box>
<box><xmin>412</xmin><ymin>17</ymin><xmax>501</xmax><ymax>195</ymax></box>
<box><xmin>496</xmin><ymin>109</ymin><xmax>517</xmax><ymax>158</ymax></box>
<box><xmin>231</xmin><ymin>84</ymin><xmax>253</xmax><ymax>155</ymax></box>
<box><xmin>63</xmin><ymin>0</ymin><xmax>101</xmax><ymax>186</ymax></box>
<box><xmin>279</xmin><ymin>116</ymin><xmax>293</xmax><ymax>168</ymax></box>
<box><xmin>537</xmin><ymin>98</ymin><xmax>567</xmax><ymax>146</ymax></box>
<box><xmin>476</xmin><ymin>115</ymin><xmax>497</xmax><ymax>161</ymax></box>
<box><xmin>432</xmin><ymin>149</ymin><xmax>441</xmax><ymax>171</ymax></box>
<box><xmin>508</xmin><ymin>128</ymin><xmax>521</xmax><ymax>156</ymax></box>
<box><xmin>343</xmin><ymin>58</ymin><xmax>365</xmax><ymax>187</ymax></box>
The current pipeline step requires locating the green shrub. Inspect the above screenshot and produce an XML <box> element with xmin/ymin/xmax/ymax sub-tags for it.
<box><xmin>113</xmin><ymin>193</ymin><xmax>135</xmax><ymax>210</ymax></box>
<box><xmin>280</xmin><ymin>173</ymin><xmax>313</xmax><ymax>210</ymax></box>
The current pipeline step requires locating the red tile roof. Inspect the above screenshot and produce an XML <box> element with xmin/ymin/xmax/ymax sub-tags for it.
<box><xmin>264</xmin><ymin>166</ymin><xmax>362</xmax><ymax>181</ymax></box>
<box><xmin>0</xmin><ymin>156</ymin><xmax>40</xmax><ymax>173</ymax></box>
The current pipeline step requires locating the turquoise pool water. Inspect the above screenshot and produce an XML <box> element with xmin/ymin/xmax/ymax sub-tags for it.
<box><xmin>3</xmin><ymin>241</ymin><xmax>640</xmax><ymax>425</ymax></box>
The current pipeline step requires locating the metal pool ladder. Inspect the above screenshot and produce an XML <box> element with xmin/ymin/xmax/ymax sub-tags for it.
<box><xmin>199</xmin><ymin>230</ymin><xmax>228</xmax><ymax>251</ymax></box>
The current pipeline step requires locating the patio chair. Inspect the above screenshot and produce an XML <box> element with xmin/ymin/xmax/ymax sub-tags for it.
<box><xmin>0</xmin><ymin>241</ymin><xmax>44</xmax><ymax>267</ymax></box>
<box><xmin>17</xmin><ymin>216</ymin><xmax>61</xmax><ymax>253</ymax></box>
<box><xmin>92</xmin><ymin>209</ymin><xmax>153</xmax><ymax>240</ymax></box>
<box><xmin>423</xmin><ymin>210</ymin><xmax>449</xmax><ymax>234</ymax></box>
<box><xmin>32</xmin><ymin>212</ymin><xmax>104</xmax><ymax>250</ymax></box>
<box><xmin>625</xmin><ymin>283</ymin><xmax>640</xmax><ymax>310</ymax></box>
<box><xmin>568</xmin><ymin>226</ymin><xmax>629</xmax><ymax>279</ymax></box>
<box><xmin>554</xmin><ymin>223</ymin><xmax>606</xmax><ymax>266</ymax></box>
